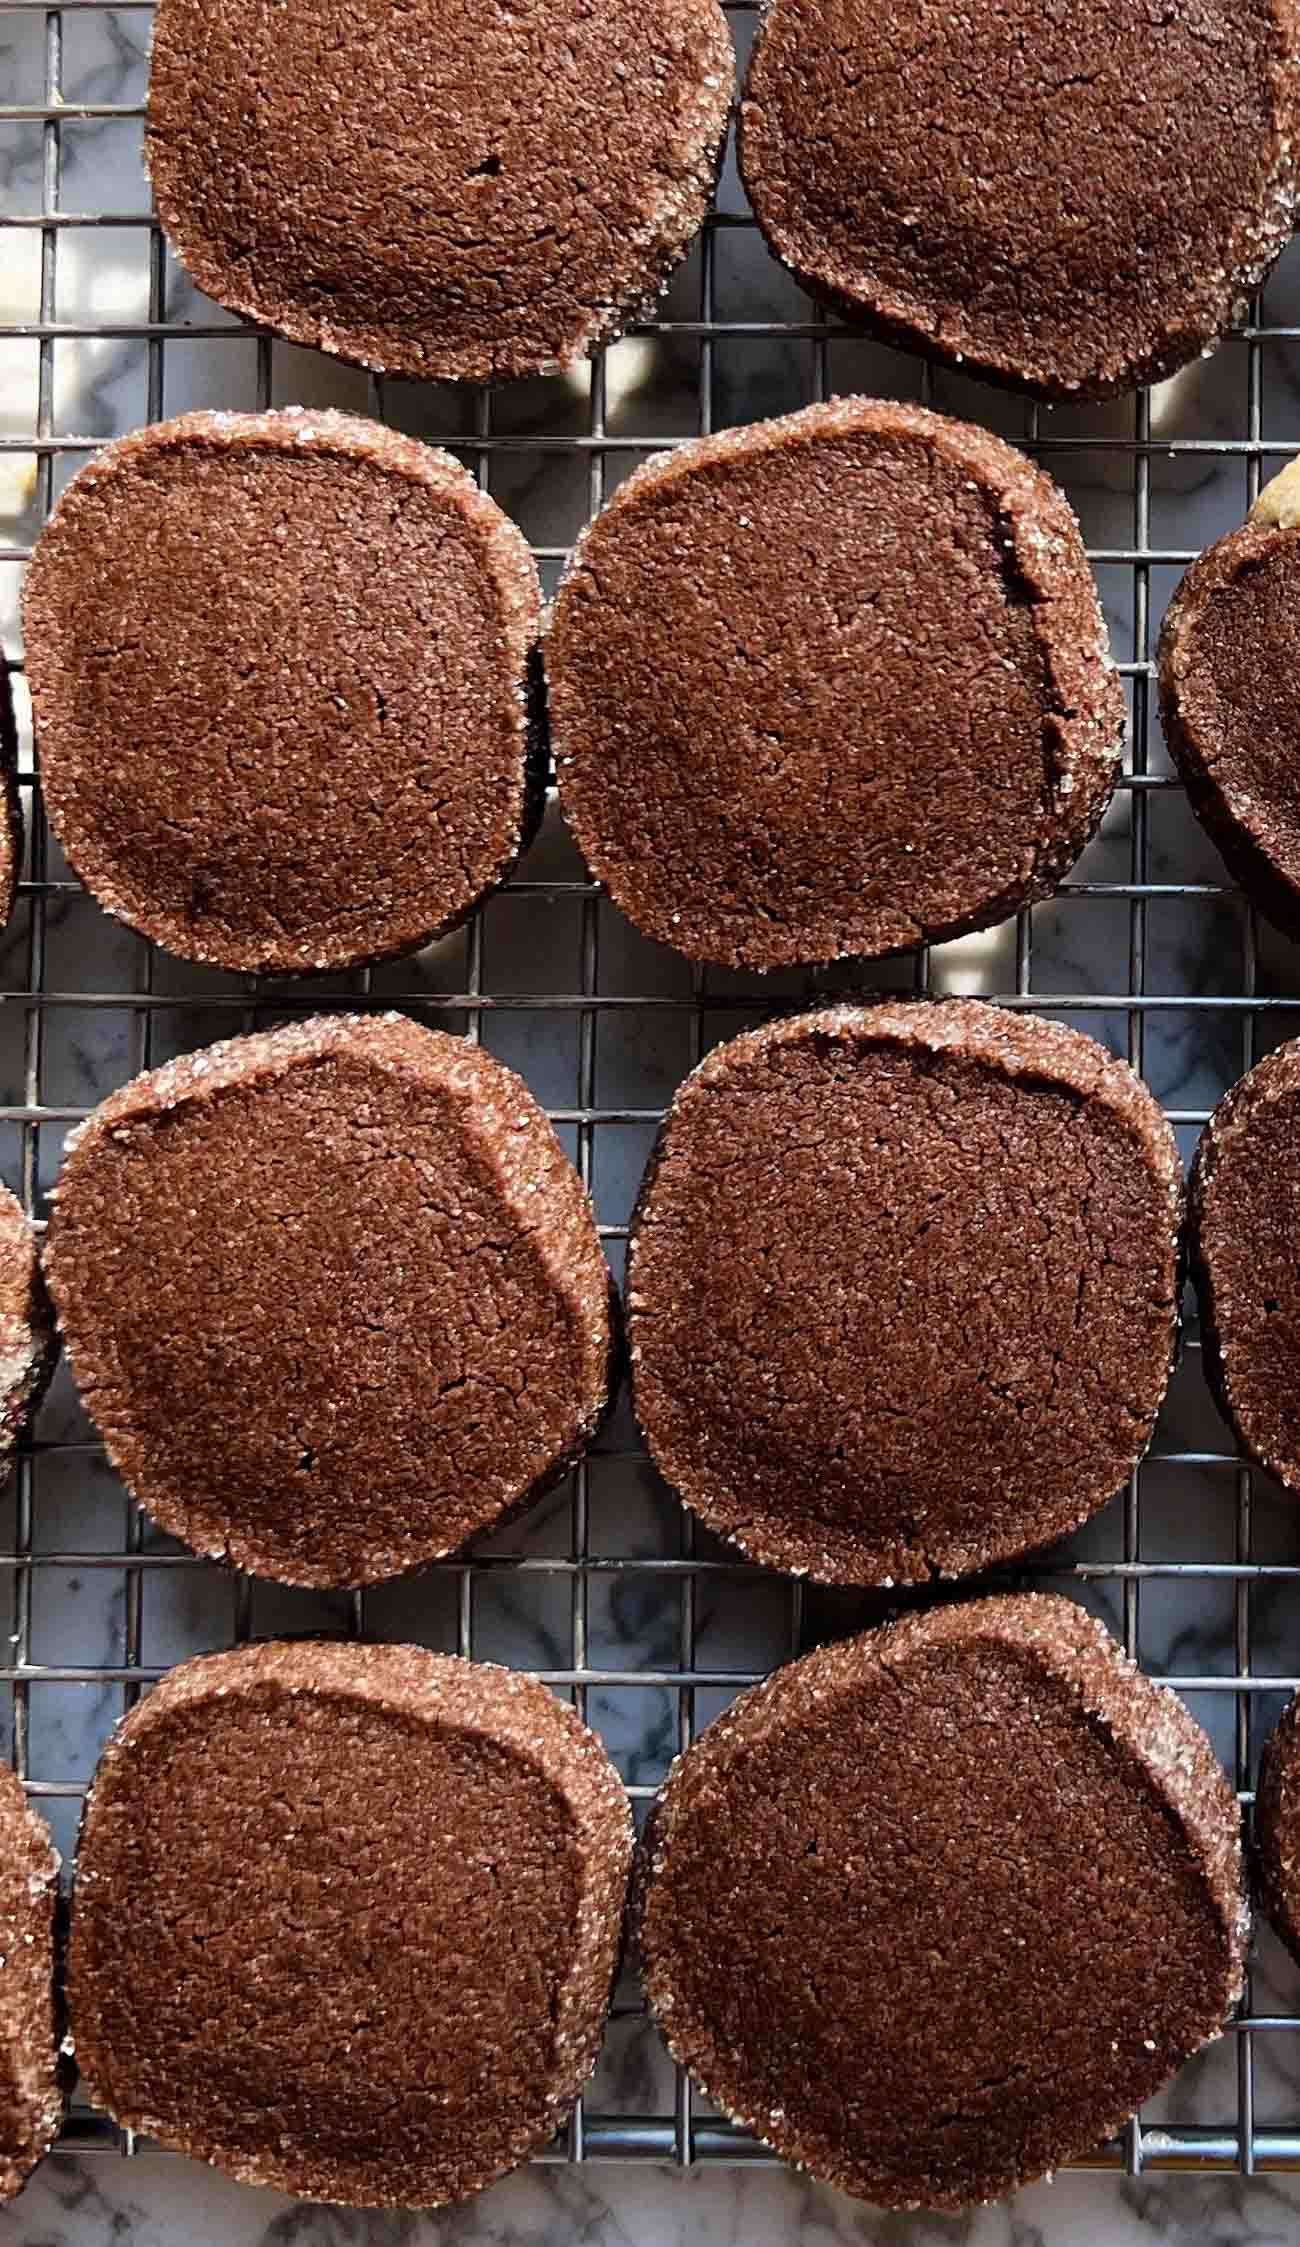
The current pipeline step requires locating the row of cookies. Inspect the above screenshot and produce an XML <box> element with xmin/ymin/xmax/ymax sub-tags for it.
<box><xmin>0</xmin><ymin>999</ymin><xmax>1289</xmax><ymax>1592</ymax></box>
<box><xmin>15</xmin><ymin>398</ymin><xmax>1300</xmax><ymax>979</ymax></box>
<box><xmin>142</xmin><ymin>0</ymin><xmax>1300</xmax><ymax>402</ymax></box>
<box><xmin>2</xmin><ymin>1591</ymin><xmax>1300</xmax><ymax>2212</ymax></box>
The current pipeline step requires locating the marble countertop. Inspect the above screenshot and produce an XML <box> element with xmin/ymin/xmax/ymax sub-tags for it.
<box><xmin>9</xmin><ymin>2150</ymin><xmax>1300</xmax><ymax>2247</ymax></box>
<box><xmin>7</xmin><ymin>3</ymin><xmax>1300</xmax><ymax>2241</ymax></box>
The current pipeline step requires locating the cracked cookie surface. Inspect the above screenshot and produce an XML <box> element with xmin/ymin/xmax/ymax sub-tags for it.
<box><xmin>739</xmin><ymin>0</ymin><xmax>1300</xmax><ymax>399</ymax></box>
<box><xmin>547</xmin><ymin>399</ymin><xmax>1122</xmax><ymax>970</ymax></box>
<box><xmin>22</xmin><ymin>410</ymin><xmax>541</xmax><ymax>977</ymax></box>
<box><xmin>637</xmin><ymin>1592</ymin><xmax>1246</xmax><ymax>2208</ymax></box>
<box><xmin>627</xmin><ymin>1001</ymin><xmax>1180</xmax><ymax>1584</ymax></box>
<box><xmin>68</xmin><ymin>1641</ymin><xmax>631</xmax><ymax>2206</ymax></box>
<box><xmin>43</xmin><ymin>1013</ymin><xmax>610</xmax><ymax>1587</ymax></box>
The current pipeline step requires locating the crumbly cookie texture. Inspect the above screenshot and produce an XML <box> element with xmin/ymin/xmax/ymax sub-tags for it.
<box><xmin>1256</xmin><ymin>1690</ymin><xmax>1300</xmax><ymax>1965</ymax></box>
<box><xmin>1160</xmin><ymin>464</ymin><xmax>1300</xmax><ymax>942</ymax></box>
<box><xmin>0</xmin><ymin>1189</ymin><xmax>56</xmax><ymax>1474</ymax></box>
<box><xmin>0</xmin><ymin>1764</ymin><xmax>61</xmax><ymax>2203</ymax></box>
<box><xmin>1189</xmin><ymin>1037</ymin><xmax>1300</xmax><ymax>1491</ymax></box>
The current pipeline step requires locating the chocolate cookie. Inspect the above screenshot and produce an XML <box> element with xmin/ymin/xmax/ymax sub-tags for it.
<box><xmin>1160</xmin><ymin>457</ymin><xmax>1300</xmax><ymax>940</ymax></box>
<box><xmin>146</xmin><ymin>0</ymin><xmax>732</xmax><ymax>382</ymax></box>
<box><xmin>638</xmin><ymin>1593</ymin><xmax>1247</xmax><ymax>2209</ymax></box>
<box><xmin>628</xmin><ymin>1001</ymin><xmax>1179</xmax><ymax>1584</ymax></box>
<box><xmin>1255</xmin><ymin>1692</ymin><xmax>1300</xmax><ymax>1964</ymax></box>
<box><xmin>44</xmin><ymin>1014</ymin><xmax>610</xmax><ymax>1587</ymax></box>
<box><xmin>548</xmin><ymin>400</ymin><xmax>1122</xmax><ymax>970</ymax></box>
<box><xmin>68</xmin><ymin>1640</ymin><xmax>632</xmax><ymax>2206</ymax></box>
<box><xmin>0</xmin><ymin>1188</ymin><xmax>56</xmax><ymax>1474</ymax></box>
<box><xmin>1189</xmin><ymin>1037</ymin><xmax>1300</xmax><ymax>1491</ymax></box>
<box><xmin>0</xmin><ymin>1767</ymin><xmax>60</xmax><ymax>2202</ymax></box>
<box><xmin>22</xmin><ymin>410</ymin><xmax>541</xmax><ymax>976</ymax></box>
<box><xmin>0</xmin><ymin>664</ymin><xmax>22</xmax><ymax>933</ymax></box>
<box><xmin>739</xmin><ymin>0</ymin><xmax>1300</xmax><ymax>400</ymax></box>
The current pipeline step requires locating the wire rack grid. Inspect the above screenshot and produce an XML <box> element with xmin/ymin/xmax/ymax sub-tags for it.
<box><xmin>5</xmin><ymin>0</ymin><xmax>1300</xmax><ymax>2189</ymax></box>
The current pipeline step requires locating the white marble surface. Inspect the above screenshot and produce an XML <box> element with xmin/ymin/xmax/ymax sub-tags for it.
<box><xmin>6</xmin><ymin>2</ymin><xmax>1300</xmax><ymax>2239</ymax></box>
<box><xmin>14</xmin><ymin>2154</ymin><xmax>1300</xmax><ymax>2247</ymax></box>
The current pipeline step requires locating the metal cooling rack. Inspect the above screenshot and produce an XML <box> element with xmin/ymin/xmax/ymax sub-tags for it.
<box><xmin>5</xmin><ymin>0</ymin><xmax>1300</xmax><ymax>2188</ymax></box>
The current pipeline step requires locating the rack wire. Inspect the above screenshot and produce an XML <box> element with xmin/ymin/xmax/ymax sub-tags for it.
<box><xmin>4</xmin><ymin>0</ymin><xmax>1300</xmax><ymax>2188</ymax></box>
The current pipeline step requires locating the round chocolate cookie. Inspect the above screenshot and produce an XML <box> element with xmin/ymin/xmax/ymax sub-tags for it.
<box><xmin>548</xmin><ymin>399</ymin><xmax>1122</xmax><ymax>970</ymax></box>
<box><xmin>638</xmin><ymin>1593</ymin><xmax>1246</xmax><ymax>2209</ymax></box>
<box><xmin>67</xmin><ymin>1640</ymin><xmax>632</xmax><ymax>2206</ymax></box>
<box><xmin>1189</xmin><ymin>1036</ymin><xmax>1300</xmax><ymax>1490</ymax></box>
<box><xmin>0</xmin><ymin>1188</ymin><xmax>56</xmax><ymax>1475</ymax></box>
<box><xmin>738</xmin><ymin>0</ymin><xmax>1300</xmax><ymax>400</ymax></box>
<box><xmin>628</xmin><ymin>1001</ymin><xmax>1179</xmax><ymax>1584</ymax></box>
<box><xmin>0</xmin><ymin>1766</ymin><xmax>60</xmax><ymax>2202</ymax></box>
<box><xmin>1255</xmin><ymin>1692</ymin><xmax>1300</xmax><ymax>1964</ymax></box>
<box><xmin>22</xmin><ymin>410</ymin><xmax>541</xmax><ymax>976</ymax></box>
<box><xmin>146</xmin><ymin>0</ymin><xmax>732</xmax><ymax>382</ymax></box>
<box><xmin>1160</xmin><ymin>457</ymin><xmax>1300</xmax><ymax>940</ymax></box>
<box><xmin>44</xmin><ymin>1013</ymin><xmax>610</xmax><ymax>1587</ymax></box>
